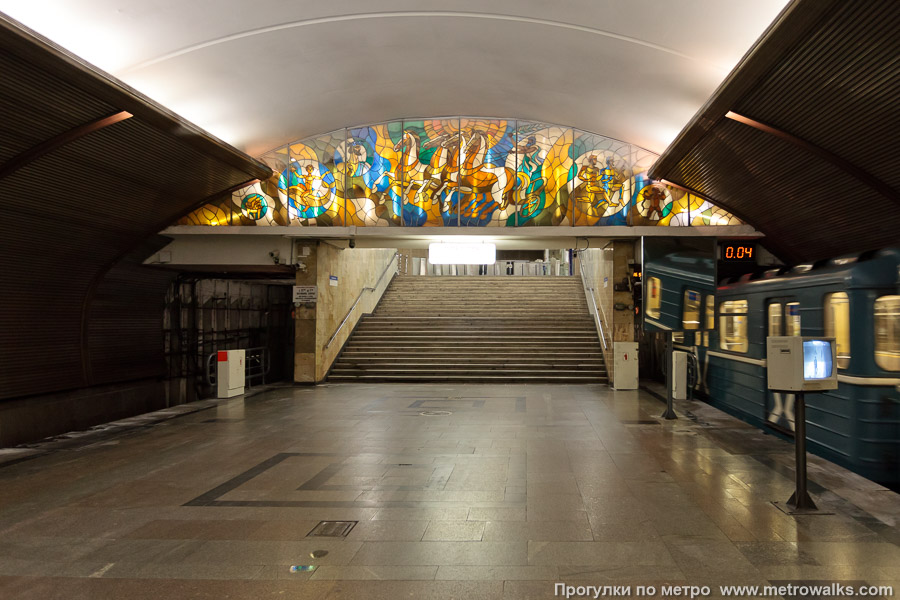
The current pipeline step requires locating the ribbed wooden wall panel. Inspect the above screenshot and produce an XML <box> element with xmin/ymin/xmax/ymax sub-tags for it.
<box><xmin>0</xmin><ymin>15</ymin><xmax>270</xmax><ymax>403</ymax></box>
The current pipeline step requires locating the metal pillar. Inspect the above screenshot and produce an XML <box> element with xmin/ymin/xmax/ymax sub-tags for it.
<box><xmin>786</xmin><ymin>391</ymin><xmax>817</xmax><ymax>510</ymax></box>
<box><xmin>661</xmin><ymin>333</ymin><xmax>677</xmax><ymax>419</ymax></box>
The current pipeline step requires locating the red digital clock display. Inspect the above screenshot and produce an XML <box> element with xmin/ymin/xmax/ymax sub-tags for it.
<box><xmin>722</xmin><ymin>242</ymin><xmax>755</xmax><ymax>261</ymax></box>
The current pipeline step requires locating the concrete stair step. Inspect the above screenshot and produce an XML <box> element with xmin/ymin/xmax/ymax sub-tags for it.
<box><xmin>374</xmin><ymin>315</ymin><xmax>590</xmax><ymax>318</ymax></box>
<box><xmin>343</xmin><ymin>342</ymin><xmax>603</xmax><ymax>348</ymax></box>
<box><xmin>353</xmin><ymin>335</ymin><xmax>598</xmax><ymax>340</ymax></box>
<box><xmin>361</xmin><ymin>316</ymin><xmax>596</xmax><ymax>323</ymax></box>
<box><xmin>328</xmin><ymin>273</ymin><xmax>605</xmax><ymax>384</ymax></box>
<box><xmin>340</xmin><ymin>351</ymin><xmax>604</xmax><ymax>357</ymax></box>
<box><xmin>330</xmin><ymin>367</ymin><xmax>605</xmax><ymax>375</ymax></box>
<box><xmin>333</xmin><ymin>364</ymin><xmax>606</xmax><ymax>372</ymax></box>
<box><xmin>356</xmin><ymin>325</ymin><xmax>597</xmax><ymax>335</ymax></box>
<box><xmin>328</xmin><ymin>374</ymin><xmax>607</xmax><ymax>382</ymax></box>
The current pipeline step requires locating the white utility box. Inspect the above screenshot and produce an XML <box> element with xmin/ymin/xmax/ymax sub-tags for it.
<box><xmin>671</xmin><ymin>350</ymin><xmax>688</xmax><ymax>399</ymax></box>
<box><xmin>217</xmin><ymin>349</ymin><xmax>245</xmax><ymax>398</ymax></box>
<box><xmin>613</xmin><ymin>342</ymin><xmax>639</xmax><ymax>389</ymax></box>
<box><xmin>766</xmin><ymin>336</ymin><xmax>838</xmax><ymax>391</ymax></box>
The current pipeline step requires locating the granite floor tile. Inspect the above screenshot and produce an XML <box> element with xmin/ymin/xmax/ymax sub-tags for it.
<box><xmin>343</xmin><ymin>520</ymin><xmax>429</xmax><ymax>542</ymax></box>
<box><xmin>436</xmin><ymin>565</ymin><xmax>558</xmax><ymax>580</ymax></box>
<box><xmin>483</xmin><ymin>520</ymin><xmax>593</xmax><ymax>542</ymax></box>
<box><xmin>324</xmin><ymin>580</ymin><xmax>503</xmax><ymax>600</ymax></box>
<box><xmin>349</xmin><ymin>541</ymin><xmax>527</xmax><ymax>566</ymax></box>
<box><xmin>309</xmin><ymin>565</ymin><xmax>438</xmax><ymax>580</ymax></box>
<box><xmin>422</xmin><ymin>520</ymin><xmax>485</xmax><ymax>541</ymax></box>
<box><xmin>0</xmin><ymin>382</ymin><xmax>895</xmax><ymax>596</ymax></box>
<box><xmin>370</xmin><ymin>507</ymin><xmax>469</xmax><ymax>520</ymax></box>
<box><xmin>527</xmin><ymin>541</ymin><xmax>676</xmax><ymax>567</ymax></box>
<box><xmin>468</xmin><ymin>507</ymin><xmax>527</xmax><ymax>521</ymax></box>
<box><xmin>664</xmin><ymin>539</ymin><xmax>766</xmax><ymax>579</ymax></box>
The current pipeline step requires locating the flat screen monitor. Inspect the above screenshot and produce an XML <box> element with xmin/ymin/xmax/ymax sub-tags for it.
<box><xmin>803</xmin><ymin>340</ymin><xmax>833</xmax><ymax>380</ymax></box>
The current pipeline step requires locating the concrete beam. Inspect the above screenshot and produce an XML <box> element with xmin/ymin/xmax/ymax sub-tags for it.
<box><xmin>158</xmin><ymin>225</ymin><xmax>763</xmax><ymax>252</ymax></box>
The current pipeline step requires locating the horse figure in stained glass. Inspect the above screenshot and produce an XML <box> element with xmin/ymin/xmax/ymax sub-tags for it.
<box><xmin>398</xmin><ymin>131</ymin><xmax>443</xmax><ymax>226</ymax></box>
<box><xmin>456</xmin><ymin>131</ymin><xmax>515</xmax><ymax>226</ymax></box>
<box><xmin>346</xmin><ymin>143</ymin><xmax>367</xmax><ymax>177</ymax></box>
<box><xmin>369</xmin><ymin>130</ymin><xmax>429</xmax><ymax>225</ymax></box>
<box><xmin>412</xmin><ymin>132</ymin><xmax>462</xmax><ymax>225</ymax></box>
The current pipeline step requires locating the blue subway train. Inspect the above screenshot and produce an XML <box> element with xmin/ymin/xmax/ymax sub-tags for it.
<box><xmin>668</xmin><ymin>248</ymin><xmax>900</xmax><ymax>486</ymax></box>
<box><xmin>643</xmin><ymin>251</ymin><xmax>716</xmax><ymax>333</ymax></box>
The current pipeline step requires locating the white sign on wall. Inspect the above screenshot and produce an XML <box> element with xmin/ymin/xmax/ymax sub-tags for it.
<box><xmin>329</xmin><ymin>275</ymin><xmax>339</xmax><ymax>287</ymax></box>
<box><xmin>292</xmin><ymin>285</ymin><xmax>317</xmax><ymax>303</ymax></box>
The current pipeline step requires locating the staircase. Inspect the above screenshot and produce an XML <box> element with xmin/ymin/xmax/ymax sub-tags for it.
<box><xmin>328</xmin><ymin>276</ymin><xmax>607</xmax><ymax>383</ymax></box>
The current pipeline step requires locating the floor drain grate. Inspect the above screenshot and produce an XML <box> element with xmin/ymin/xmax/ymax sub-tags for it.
<box><xmin>307</xmin><ymin>521</ymin><xmax>357</xmax><ymax>537</ymax></box>
<box><xmin>419</xmin><ymin>410</ymin><xmax>452</xmax><ymax>416</ymax></box>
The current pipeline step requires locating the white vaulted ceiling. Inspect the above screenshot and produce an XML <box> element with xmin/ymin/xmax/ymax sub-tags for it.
<box><xmin>0</xmin><ymin>0</ymin><xmax>790</xmax><ymax>157</ymax></box>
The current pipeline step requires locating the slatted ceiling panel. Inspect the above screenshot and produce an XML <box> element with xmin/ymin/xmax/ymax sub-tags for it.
<box><xmin>671</xmin><ymin>120</ymin><xmax>900</xmax><ymax>262</ymax></box>
<box><xmin>0</xmin><ymin>16</ymin><xmax>269</xmax><ymax>403</ymax></box>
<box><xmin>734</xmin><ymin>0</ymin><xmax>900</xmax><ymax>192</ymax></box>
<box><xmin>737</xmin><ymin>2</ymin><xmax>898</xmax><ymax>135</ymax></box>
<box><xmin>60</xmin><ymin>118</ymin><xmax>252</xmax><ymax>198</ymax></box>
<box><xmin>650</xmin><ymin>0</ymin><xmax>900</xmax><ymax>263</ymax></box>
<box><xmin>0</xmin><ymin>51</ymin><xmax>116</xmax><ymax>163</ymax></box>
<box><xmin>0</xmin><ymin>167</ymin><xmax>155</xmax><ymax>245</ymax></box>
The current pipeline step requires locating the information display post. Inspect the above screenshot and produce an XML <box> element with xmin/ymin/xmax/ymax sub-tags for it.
<box><xmin>766</xmin><ymin>336</ymin><xmax>838</xmax><ymax>513</ymax></box>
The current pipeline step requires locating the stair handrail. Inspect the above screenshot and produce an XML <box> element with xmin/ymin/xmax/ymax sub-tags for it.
<box><xmin>578</xmin><ymin>258</ymin><xmax>609</xmax><ymax>350</ymax></box>
<box><xmin>325</xmin><ymin>252</ymin><xmax>399</xmax><ymax>350</ymax></box>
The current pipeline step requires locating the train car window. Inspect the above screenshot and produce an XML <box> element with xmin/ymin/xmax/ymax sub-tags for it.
<box><xmin>874</xmin><ymin>295</ymin><xmax>900</xmax><ymax>371</ymax></box>
<box><xmin>719</xmin><ymin>299</ymin><xmax>748</xmax><ymax>353</ymax></box>
<box><xmin>704</xmin><ymin>295</ymin><xmax>715</xmax><ymax>330</ymax></box>
<box><xmin>768</xmin><ymin>303</ymin><xmax>783</xmax><ymax>336</ymax></box>
<box><xmin>647</xmin><ymin>277</ymin><xmax>661</xmax><ymax>319</ymax></box>
<box><xmin>786</xmin><ymin>302</ymin><xmax>801</xmax><ymax>336</ymax></box>
<box><xmin>825</xmin><ymin>292</ymin><xmax>851</xmax><ymax>369</ymax></box>
<box><xmin>683</xmin><ymin>290</ymin><xmax>701</xmax><ymax>330</ymax></box>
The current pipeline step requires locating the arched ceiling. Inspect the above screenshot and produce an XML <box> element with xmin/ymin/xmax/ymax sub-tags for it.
<box><xmin>0</xmin><ymin>0</ymin><xmax>790</xmax><ymax>157</ymax></box>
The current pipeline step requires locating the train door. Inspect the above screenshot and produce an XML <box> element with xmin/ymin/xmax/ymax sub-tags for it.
<box><xmin>765</xmin><ymin>297</ymin><xmax>801</xmax><ymax>433</ymax></box>
<box><xmin>689</xmin><ymin>293</ymin><xmax>716</xmax><ymax>394</ymax></box>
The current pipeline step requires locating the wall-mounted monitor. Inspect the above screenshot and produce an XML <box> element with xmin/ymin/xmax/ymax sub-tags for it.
<box><xmin>767</xmin><ymin>336</ymin><xmax>838</xmax><ymax>391</ymax></box>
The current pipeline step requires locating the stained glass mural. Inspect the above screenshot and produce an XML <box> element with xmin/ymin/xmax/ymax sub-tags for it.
<box><xmin>690</xmin><ymin>199</ymin><xmax>743</xmax><ymax>226</ymax></box>
<box><xmin>180</xmin><ymin>118</ymin><xmax>743</xmax><ymax>229</ymax></box>
<box><xmin>285</xmin><ymin>131</ymin><xmax>344</xmax><ymax>226</ymax></box>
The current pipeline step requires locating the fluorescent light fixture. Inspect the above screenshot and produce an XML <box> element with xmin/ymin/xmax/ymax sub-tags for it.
<box><xmin>429</xmin><ymin>242</ymin><xmax>496</xmax><ymax>265</ymax></box>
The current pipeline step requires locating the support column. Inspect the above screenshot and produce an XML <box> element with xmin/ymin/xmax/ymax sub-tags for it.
<box><xmin>294</xmin><ymin>242</ymin><xmax>318</xmax><ymax>383</ymax></box>
<box><xmin>612</xmin><ymin>240</ymin><xmax>635</xmax><ymax>343</ymax></box>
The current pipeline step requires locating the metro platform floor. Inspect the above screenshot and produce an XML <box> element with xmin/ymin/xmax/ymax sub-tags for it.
<box><xmin>0</xmin><ymin>384</ymin><xmax>897</xmax><ymax>600</ymax></box>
